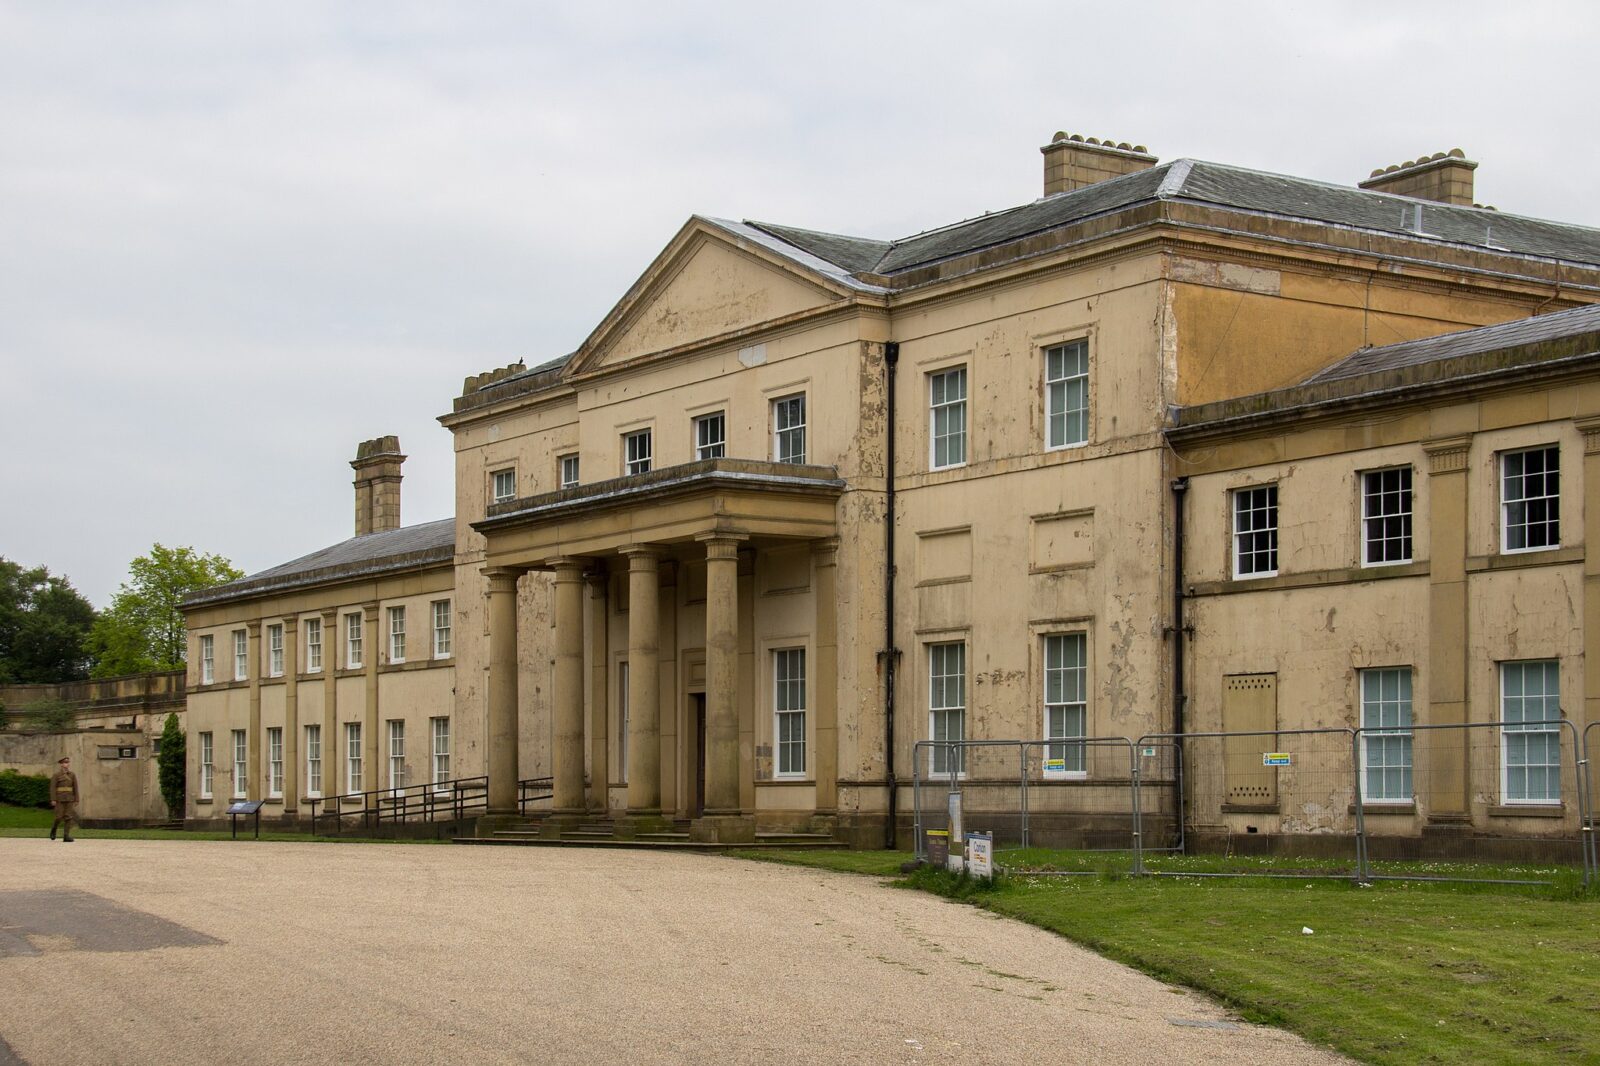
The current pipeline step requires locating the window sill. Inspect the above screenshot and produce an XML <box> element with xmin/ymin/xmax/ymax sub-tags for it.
<box><xmin>1348</xmin><ymin>802</ymin><xmax>1415</xmax><ymax>815</ymax></box>
<box><xmin>196</xmin><ymin>798</ymin><xmax>214</xmax><ymax>805</ymax></box>
<box><xmin>1488</xmin><ymin>803</ymin><xmax>1565</xmax><ymax>818</ymax></box>
<box><xmin>1467</xmin><ymin>546</ymin><xmax>1583</xmax><ymax>573</ymax></box>
<box><xmin>766</xmin><ymin>777</ymin><xmax>813</xmax><ymax>786</ymax></box>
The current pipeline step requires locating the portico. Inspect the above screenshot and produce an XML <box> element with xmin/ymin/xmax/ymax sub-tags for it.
<box><xmin>473</xmin><ymin>458</ymin><xmax>843</xmax><ymax>841</ymax></box>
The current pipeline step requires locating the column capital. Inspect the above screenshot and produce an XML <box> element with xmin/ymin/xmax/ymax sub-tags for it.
<box><xmin>1423</xmin><ymin>436</ymin><xmax>1472</xmax><ymax>475</ymax></box>
<box><xmin>245</xmin><ymin>619</ymin><xmax>262</xmax><ymax>635</ymax></box>
<box><xmin>361</xmin><ymin>600</ymin><xmax>381</xmax><ymax>621</ymax></box>
<box><xmin>320</xmin><ymin>607</ymin><xmax>340</xmax><ymax>624</ymax></box>
<box><xmin>696</xmin><ymin>531</ymin><xmax>749</xmax><ymax>562</ymax></box>
<box><xmin>618</xmin><ymin>544</ymin><xmax>663</xmax><ymax>568</ymax></box>
<box><xmin>584</xmin><ymin>569</ymin><xmax>609</xmax><ymax>590</ymax></box>
<box><xmin>1576</xmin><ymin>415</ymin><xmax>1600</xmax><ymax>455</ymax></box>
<box><xmin>483</xmin><ymin>567</ymin><xmax>524</xmax><ymax>594</ymax></box>
<box><xmin>282</xmin><ymin>613</ymin><xmax>299</xmax><ymax>634</ymax></box>
<box><xmin>811</xmin><ymin>537</ymin><xmax>841</xmax><ymax>564</ymax></box>
<box><xmin>548</xmin><ymin>557</ymin><xmax>588</xmax><ymax>580</ymax></box>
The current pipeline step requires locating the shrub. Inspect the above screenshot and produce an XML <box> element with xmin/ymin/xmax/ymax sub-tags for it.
<box><xmin>18</xmin><ymin>698</ymin><xmax>76</xmax><ymax>732</ymax></box>
<box><xmin>157</xmin><ymin>712</ymin><xmax>185</xmax><ymax>817</ymax></box>
<box><xmin>0</xmin><ymin>769</ymin><xmax>51</xmax><ymax>808</ymax></box>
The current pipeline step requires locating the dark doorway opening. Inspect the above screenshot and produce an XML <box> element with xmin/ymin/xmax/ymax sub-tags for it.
<box><xmin>690</xmin><ymin>693</ymin><xmax>707</xmax><ymax>817</ymax></box>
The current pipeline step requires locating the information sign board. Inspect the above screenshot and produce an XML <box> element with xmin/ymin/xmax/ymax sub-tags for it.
<box><xmin>965</xmin><ymin>832</ymin><xmax>993</xmax><ymax>879</ymax></box>
<box><xmin>1262</xmin><ymin>752</ymin><xmax>1291</xmax><ymax>767</ymax></box>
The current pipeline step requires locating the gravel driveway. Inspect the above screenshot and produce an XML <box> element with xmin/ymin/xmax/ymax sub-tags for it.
<box><xmin>0</xmin><ymin>840</ymin><xmax>1349</xmax><ymax>1065</ymax></box>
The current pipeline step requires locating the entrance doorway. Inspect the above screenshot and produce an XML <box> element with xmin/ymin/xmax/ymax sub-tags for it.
<box><xmin>690</xmin><ymin>693</ymin><xmax>707</xmax><ymax>817</ymax></box>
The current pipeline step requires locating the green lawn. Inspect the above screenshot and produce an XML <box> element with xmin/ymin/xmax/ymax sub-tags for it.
<box><xmin>0</xmin><ymin>803</ymin><xmax>439</xmax><ymax>843</ymax></box>
<box><xmin>735</xmin><ymin>847</ymin><xmax>1600</xmax><ymax>1065</ymax></box>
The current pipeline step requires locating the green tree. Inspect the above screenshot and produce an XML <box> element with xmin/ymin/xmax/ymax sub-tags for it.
<box><xmin>158</xmin><ymin>712</ymin><xmax>186</xmax><ymax>818</ymax></box>
<box><xmin>0</xmin><ymin>558</ymin><xmax>97</xmax><ymax>683</ymax></box>
<box><xmin>87</xmin><ymin>545</ymin><xmax>243</xmax><ymax>677</ymax></box>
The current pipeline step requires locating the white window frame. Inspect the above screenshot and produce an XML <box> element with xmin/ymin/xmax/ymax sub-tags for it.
<box><xmin>231</xmin><ymin>729</ymin><xmax>247</xmax><ymax>798</ymax></box>
<box><xmin>1501</xmin><ymin>446</ymin><xmax>1560</xmax><ymax>555</ymax></box>
<box><xmin>432</xmin><ymin>599</ymin><xmax>452</xmax><ymax>659</ymax></box>
<box><xmin>773</xmin><ymin>648</ymin><xmax>807</xmax><ymax>778</ymax></box>
<box><xmin>199</xmin><ymin>635</ymin><xmax>214</xmax><ymax>685</ymax></box>
<box><xmin>929</xmin><ymin>641</ymin><xmax>966</xmax><ymax>777</ymax></box>
<box><xmin>267</xmin><ymin>624</ymin><xmax>284</xmax><ymax>678</ymax></box>
<box><xmin>772</xmin><ymin>394</ymin><xmax>806</xmax><ymax>464</ymax></box>
<box><xmin>431</xmin><ymin>716</ymin><xmax>450</xmax><ymax>790</ymax></box>
<box><xmin>305</xmin><ymin>724</ymin><xmax>322</xmax><ymax>798</ymax></box>
<box><xmin>387</xmin><ymin>719</ymin><xmax>405</xmax><ymax>793</ymax></box>
<box><xmin>345</xmin><ymin>722</ymin><xmax>363</xmax><ymax>794</ymax></box>
<box><xmin>1232</xmin><ymin>484</ymin><xmax>1279</xmax><ymax>579</ymax></box>
<box><xmin>266</xmin><ymin>726</ymin><xmax>283</xmax><ymax>798</ymax></box>
<box><xmin>1361</xmin><ymin>467</ymin><xmax>1413</xmax><ymax>567</ymax></box>
<box><xmin>491</xmin><ymin>467</ymin><xmax>516</xmax><ymax>503</ymax></box>
<box><xmin>387</xmin><ymin>606</ymin><xmax>406</xmax><ymax>664</ymax></box>
<box><xmin>559</xmin><ymin>453</ymin><xmax>580</xmax><ymax>489</ymax></box>
<box><xmin>1359</xmin><ymin>667</ymin><xmax>1412</xmax><ymax>804</ymax></box>
<box><xmin>346</xmin><ymin>612</ymin><xmax>363</xmax><ymax>670</ymax></box>
<box><xmin>1044</xmin><ymin>340</ymin><xmax>1089</xmax><ymax>450</ymax></box>
<box><xmin>1043</xmin><ymin>633</ymin><xmax>1088</xmax><ymax>778</ymax></box>
<box><xmin>233</xmin><ymin>629</ymin><xmax>248</xmax><ymax>681</ymax></box>
<box><xmin>695</xmin><ymin>412</ymin><xmax>726</xmax><ymax>460</ymax></box>
<box><xmin>304</xmin><ymin>617</ymin><xmax>323</xmax><ymax>673</ymax></box>
<box><xmin>929</xmin><ymin>366</ymin><xmax>968</xmax><ymax>470</ymax></box>
<box><xmin>1500</xmin><ymin>660</ymin><xmax>1562</xmax><ymax>805</ymax></box>
<box><xmin>624</xmin><ymin>429</ymin><xmax>652</xmax><ymax>475</ymax></box>
<box><xmin>199</xmin><ymin>731</ymin><xmax>214</xmax><ymax>799</ymax></box>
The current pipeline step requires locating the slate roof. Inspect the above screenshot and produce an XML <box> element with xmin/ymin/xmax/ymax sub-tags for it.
<box><xmin>1306</xmin><ymin>303</ymin><xmax>1600</xmax><ymax>384</ymax></box>
<box><xmin>742</xmin><ymin>159</ymin><xmax>1600</xmax><ymax>278</ymax></box>
<box><xmin>184</xmin><ymin>518</ymin><xmax>455</xmax><ymax>608</ymax></box>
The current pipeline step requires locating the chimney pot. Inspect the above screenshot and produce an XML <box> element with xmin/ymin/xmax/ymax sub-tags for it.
<box><xmin>1040</xmin><ymin>129</ymin><xmax>1158</xmax><ymax>197</ymax></box>
<box><xmin>1359</xmin><ymin>149</ymin><xmax>1478</xmax><ymax>207</ymax></box>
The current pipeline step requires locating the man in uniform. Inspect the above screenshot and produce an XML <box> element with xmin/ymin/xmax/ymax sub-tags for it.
<box><xmin>49</xmin><ymin>756</ymin><xmax>79</xmax><ymax>842</ymax></box>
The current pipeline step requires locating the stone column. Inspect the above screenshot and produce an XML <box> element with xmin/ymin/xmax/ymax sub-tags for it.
<box><xmin>1579</xmin><ymin>418</ymin><xmax>1600</xmax><ymax>815</ymax></box>
<box><xmin>1424</xmin><ymin>437</ymin><xmax>1471</xmax><ymax>821</ymax></box>
<box><xmin>551</xmin><ymin>559</ymin><xmax>587</xmax><ymax>815</ymax></box>
<box><xmin>699</xmin><ymin>534</ymin><xmax>747</xmax><ymax>815</ymax></box>
<box><xmin>246</xmin><ymin>620</ymin><xmax>262</xmax><ymax>802</ymax></box>
<box><xmin>485</xmin><ymin>567</ymin><xmax>523</xmax><ymax>814</ymax></box>
<box><xmin>283</xmin><ymin>614</ymin><xmax>300</xmax><ymax>817</ymax></box>
<box><xmin>621</xmin><ymin>546</ymin><xmax>662</xmax><ymax>816</ymax></box>
<box><xmin>321</xmin><ymin>609</ymin><xmax>339</xmax><ymax>797</ymax></box>
<box><xmin>362</xmin><ymin>602</ymin><xmax>381</xmax><ymax>796</ymax></box>
<box><xmin>813</xmin><ymin>538</ymin><xmax>840</xmax><ymax>815</ymax></box>
<box><xmin>586</xmin><ymin>571</ymin><xmax>610</xmax><ymax>812</ymax></box>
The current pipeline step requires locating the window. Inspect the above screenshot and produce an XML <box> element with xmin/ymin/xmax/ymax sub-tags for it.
<box><xmin>618</xmin><ymin>662</ymin><xmax>629</xmax><ymax>783</ymax></box>
<box><xmin>1360</xmin><ymin>668</ymin><xmax>1412</xmax><ymax>803</ymax></box>
<box><xmin>929</xmin><ymin>367</ymin><xmax>967</xmax><ymax>469</ymax></box>
<box><xmin>233</xmin><ymin>629</ymin><xmax>248</xmax><ymax>681</ymax></box>
<box><xmin>624</xmin><ymin>429</ymin><xmax>652</xmax><ymax>475</ymax></box>
<box><xmin>559</xmin><ymin>453</ymin><xmax>580</xmax><ymax>488</ymax></box>
<box><xmin>929</xmin><ymin>642</ymin><xmax>966</xmax><ymax>776</ymax></box>
<box><xmin>1045</xmin><ymin>340</ymin><xmax>1089</xmax><ymax>449</ymax></box>
<box><xmin>388</xmin><ymin>606</ymin><xmax>406</xmax><ymax>664</ymax></box>
<box><xmin>431</xmin><ymin>717</ymin><xmax>450</xmax><ymax>789</ymax></box>
<box><xmin>302</xmin><ymin>617</ymin><xmax>321</xmax><ymax>672</ymax></box>
<box><xmin>199</xmin><ymin>635</ymin><xmax>214</xmax><ymax>685</ymax></box>
<box><xmin>232</xmin><ymin>730</ymin><xmax>247</xmax><ymax>798</ymax></box>
<box><xmin>1233</xmin><ymin>485</ymin><xmax>1278</xmax><ymax>578</ymax></box>
<box><xmin>773</xmin><ymin>394</ymin><xmax>806</xmax><ymax>464</ymax></box>
<box><xmin>1362</xmin><ymin>468</ymin><xmax>1413</xmax><ymax>566</ymax></box>
<box><xmin>305</xmin><ymin>724</ymin><xmax>322</xmax><ymax>797</ymax></box>
<box><xmin>345</xmin><ymin>722</ymin><xmax>363</xmax><ymax>793</ymax></box>
<box><xmin>695</xmin><ymin>412</ymin><xmax>726</xmax><ymax>460</ymax></box>
<box><xmin>387</xmin><ymin>719</ymin><xmax>406</xmax><ymax>792</ymax></box>
<box><xmin>199</xmin><ymin>731</ymin><xmax>214</xmax><ymax>799</ymax></box>
<box><xmin>492</xmin><ymin>468</ymin><xmax>516</xmax><ymax>503</ymax></box>
<box><xmin>346</xmin><ymin>613</ymin><xmax>364</xmax><ymax>670</ymax></box>
<box><xmin>432</xmin><ymin>600</ymin><xmax>452</xmax><ymax>658</ymax></box>
<box><xmin>1502</xmin><ymin>660</ymin><xmax>1561</xmax><ymax>804</ymax></box>
<box><xmin>774</xmin><ymin>649</ymin><xmax>807</xmax><ymax>777</ymax></box>
<box><xmin>1502</xmin><ymin>446</ymin><xmax>1559</xmax><ymax>553</ymax></box>
<box><xmin>1044</xmin><ymin>634</ymin><xmax>1087</xmax><ymax>776</ymax></box>
<box><xmin>267</xmin><ymin>727</ymin><xmax>283</xmax><ymax>797</ymax></box>
<box><xmin>267</xmin><ymin>624</ymin><xmax>284</xmax><ymax>677</ymax></box>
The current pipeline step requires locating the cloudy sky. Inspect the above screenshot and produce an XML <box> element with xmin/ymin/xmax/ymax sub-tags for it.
<box><xmin>3</xmin><ymin>1</ymin><xmax>1598</xmax><ymax>607</ymax></box>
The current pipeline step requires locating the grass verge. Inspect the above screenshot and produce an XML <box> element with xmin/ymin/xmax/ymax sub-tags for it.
<box><xmin>735</xmin><ymin>847</ymin><xmax>1600</xmax><ymax>1065</ymax></box>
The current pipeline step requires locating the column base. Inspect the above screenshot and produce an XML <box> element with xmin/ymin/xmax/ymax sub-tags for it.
<box><xmin>475</xmin><ymin>813</ymin><xmax>522</xmax><ymax>838</ymax></box>
<box><xmin>539</xmin><ymin>813</ymin><xmax>586</xmax><ymax>840</ymax></box>
<box><xmin>690</xmin><ymin>814</ymin><xmax>756</xmax><ymax>844</ymax></box>
<box><xmin>612</xmin><ymin>814</ymin><xmax>672</xmax><ymax>839</ymax></box>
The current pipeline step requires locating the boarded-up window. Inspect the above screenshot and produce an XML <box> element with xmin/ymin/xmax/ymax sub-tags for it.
<box><xmin>1222</xmin><ymin>673</ymin><xmax>1278</xmax><ymax>808</ymax></box>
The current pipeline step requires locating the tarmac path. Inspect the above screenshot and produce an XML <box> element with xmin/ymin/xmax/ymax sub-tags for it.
<box><xmin>0</xmin><ymin>839</ymin><xmax>1350</xmax><ymax>1065</ymax></box>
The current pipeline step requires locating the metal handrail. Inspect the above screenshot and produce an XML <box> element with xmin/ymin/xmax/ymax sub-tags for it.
<box><xmin>308</xmin><ymin>775</ymin><xmax>489</xmax><ymax>835</ymax></box>
<box><xmin>517</xmin><ymin>776</ymin><xmax>554</xmax><ymax>815</ymax></box>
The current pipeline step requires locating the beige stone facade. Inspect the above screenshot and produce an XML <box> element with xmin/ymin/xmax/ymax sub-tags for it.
<box><xmin>186</xmin><ymin>134</ymin><xmax>1600</xmax><ymax>849</ymax></box>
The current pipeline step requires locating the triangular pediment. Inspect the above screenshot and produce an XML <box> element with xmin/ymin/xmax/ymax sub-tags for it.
<box><xmin>569</xmin><ymin>220</ymin><xmax>851</xmax><ymax>376</ymax></box>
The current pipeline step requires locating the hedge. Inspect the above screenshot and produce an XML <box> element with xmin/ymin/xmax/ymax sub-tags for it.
<box><xmin>0</xmin><ymin>769</ymin><xmax>51</xmax><ymax>808</ymax></box>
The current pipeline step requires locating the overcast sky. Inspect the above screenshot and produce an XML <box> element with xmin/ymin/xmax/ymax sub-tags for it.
<box><xmin>3</xmin><ymin>1</ymin><xmax>1598</xmax><ymax>608</ymax></box>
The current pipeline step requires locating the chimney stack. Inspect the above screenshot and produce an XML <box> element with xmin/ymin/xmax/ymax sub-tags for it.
<box><xmin>1359</xmin><ymin>148</ymin><xmax>1477</xmax><ymax>206</ymax></box>
<box><xmin>351</xmin><ymin>436</ymin><xmax>405</xmax><ymax>536</ymax></box>
<box><xmin>1041</xmin><ymin>131</ymin><xmax>1157</xmax><ymax>196</ymax></box>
